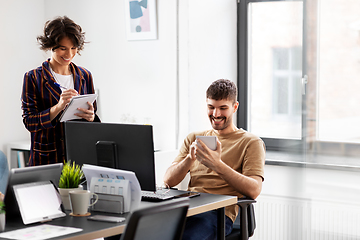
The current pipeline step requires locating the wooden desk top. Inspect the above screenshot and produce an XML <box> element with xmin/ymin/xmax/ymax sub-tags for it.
<box><xmin>1</xmin><ymin>190</ymin><xmax>237</xmax><ymax>240</ymax></box>
<box><xmin>138</xmin><ymin>190</ymin><xmax>237</xmax><ymax>217</ymax></box>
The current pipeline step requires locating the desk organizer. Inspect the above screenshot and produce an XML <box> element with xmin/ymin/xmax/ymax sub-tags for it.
<box><xmin>89</xmin><ymin>177</ymin><xmax>131</xmax><ymax>213</ymax></box>
<box><xmin>90</xmin><ymin>193</ymin><xmax>124</xmax><ymax>214</ymax></box>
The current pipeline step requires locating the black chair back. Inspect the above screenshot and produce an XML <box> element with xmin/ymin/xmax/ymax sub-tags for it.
<box><xmin>226</xmin><ymin>197</ymin><xmax>256</xmax><ymax>240</ymax></box>
<box><xmin>120</xmin><ymin>198</ymin><xmax>189</xmax><ymax>240</ymax></box>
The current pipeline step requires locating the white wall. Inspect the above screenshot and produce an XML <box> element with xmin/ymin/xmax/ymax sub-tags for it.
<box><xmin>178</xmin><ymin>0</ymin><xmax>238</xmax><ymax>146</ymax></box>
<box><xmin>253</xmin><ymin>164</ymin><xmax>360</xmax><ymax>239</ymax></box>
<box><xmin>43</xmin><ymin>0</ymin><xmax>178</xmax><ymax>151</ymax></box>
<box><xmin>0</xmin><ymin>0</ymin><xmax>45</xmax><ymax>154</ymax></box>
<box><xmin>0</xmin><ymin>0</ymin><xmax>238</xmax><ymax>154</ymax></box>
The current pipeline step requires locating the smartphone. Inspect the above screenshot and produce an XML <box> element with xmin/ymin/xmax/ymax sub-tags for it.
<box><xmin>174</xmin><ymin>192</ymin><xmax>200</xmax><ymax>198</ymax></box>
<box><xmin>196</xmin><ymin>136</ymin><xmax>217</xmax><ymax>151</ymax></box>
<box><xmin>88</xmin><ymin>215</ymin><xmax>126</xmax><ymax>223</ymax></box>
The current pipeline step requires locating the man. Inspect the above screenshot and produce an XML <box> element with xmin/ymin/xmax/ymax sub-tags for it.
<box><xmin>164</xmin><ymin>79</ymin><xmax>265</xmax><ymax>240</ymax></box>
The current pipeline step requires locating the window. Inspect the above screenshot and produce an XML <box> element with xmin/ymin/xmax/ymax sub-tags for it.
<box><xmin>238</xmin><ymin>0</ymin><xmax>360</xmax><ymax>166</ymax></box>
<box><xmin>316</xmin><ymin>1</ymin><xmax>360</xmax><ymax>144</ymax></box>
<box><xmin>239</xmin><ymin>0</ymin><xmax>304</xmax><ymax>146</ymax></box>
<box><xmin>273</xmin><ymin>47</ymin><xmax>302</xmax><ymax>117</ymax></box>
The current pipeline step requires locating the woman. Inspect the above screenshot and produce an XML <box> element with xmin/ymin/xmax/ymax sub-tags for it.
<box><xmin>21</xmin><ymin>16</ymin><xmax>100</xmax><ymax>166</ymax></box>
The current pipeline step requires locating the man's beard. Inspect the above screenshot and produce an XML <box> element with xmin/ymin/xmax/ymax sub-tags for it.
<box><xmin>210</xmin><ymin>116</ymin><xmax>231</xmax><ymax>131</ymax></box>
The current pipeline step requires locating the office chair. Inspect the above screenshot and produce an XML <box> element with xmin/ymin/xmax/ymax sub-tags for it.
<box><xmin>226</xmin><ymin>197</ymin><xmax>256</xmax><ymax>240</ymax></box>
<box><xmin>120</xmin><ymin>198</ymin><xmax>189</xmax><ymax>240</ymax></box>
<box><xmin>0</xmin><ymin>150</ymin><xmax>9</xmax><ymax>194</ymax></box>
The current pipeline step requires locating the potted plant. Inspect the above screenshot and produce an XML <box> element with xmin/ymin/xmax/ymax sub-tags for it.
<box><xmin>58</xmin><ymin>160</ymin><xmax>84</xmax><ymax>210</ymax></box>
<box><xmin>0</xmin><ymin>200</ymin><xmax>5</xmax><ymax>232</ymax></box>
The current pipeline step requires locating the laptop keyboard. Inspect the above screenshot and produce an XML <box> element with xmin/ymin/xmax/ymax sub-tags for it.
<box><xmin>141</xmin><ymin>191</ymin><xmax>174</xmax><ymax>202</ymax></box>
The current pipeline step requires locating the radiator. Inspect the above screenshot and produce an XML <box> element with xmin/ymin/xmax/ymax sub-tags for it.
<box><xmin>251</xmin><ymin>195</ymin><xmax>360</xmax><ymax>240</ymax></box>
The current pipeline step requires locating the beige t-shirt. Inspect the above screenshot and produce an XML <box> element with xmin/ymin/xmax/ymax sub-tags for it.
<box><xmin>173</xmin><ymin>128</ymin><xmax>265</xmax><ymax>222</ymax></box>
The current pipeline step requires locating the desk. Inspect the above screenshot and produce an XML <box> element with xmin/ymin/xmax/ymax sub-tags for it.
<box><xmin>1</xmin><ymin>190</ymin><xmax>237</xmax><ymax>240</ymax></box>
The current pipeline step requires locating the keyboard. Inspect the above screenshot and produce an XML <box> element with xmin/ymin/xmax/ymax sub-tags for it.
<box><xmin>141</xmin><ymin>191</ymin><xmax>174</xmax><ymax>202</ymax></box>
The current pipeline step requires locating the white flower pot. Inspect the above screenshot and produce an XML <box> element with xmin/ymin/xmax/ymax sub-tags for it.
<box><xmin>0</xmin><ymin>213</ymin><xmax>5</xmax><ymax>232</ymax></box>
<box><xmin>58</xmin><ymin>185</ymin><xmax>83</xmax><ymax>211</ymax></box>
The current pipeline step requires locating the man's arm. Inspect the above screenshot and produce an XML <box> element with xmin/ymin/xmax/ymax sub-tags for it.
<box><xmin>216</xmin><ymin>165</ymin><xmax>262</xmax><ymax>199</ymax></box>
<box><xmin>163</xmin><ymin>143</ymin><xmax>196</xmax><ymax>187</ymax></box>
<box><xmin>195</xmin><ymin>139</ymin><xmax>263</xmax><ymax>199</ymax></box>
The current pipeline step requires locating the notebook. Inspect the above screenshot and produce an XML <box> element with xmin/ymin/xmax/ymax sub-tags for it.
<box><xmin>59</xmin><ymin>93</ymin><xmax>98</xmax><ymax>122</ymax></box>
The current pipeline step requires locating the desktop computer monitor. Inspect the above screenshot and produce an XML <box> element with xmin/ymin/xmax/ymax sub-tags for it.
<box><xmin>64</xmin><ymin>122</ymin><xmax>156</xmax><ymax>192</ymax></box>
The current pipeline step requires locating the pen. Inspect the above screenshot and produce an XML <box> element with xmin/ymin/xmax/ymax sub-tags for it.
<box><xmin>54</xmin><ymin>82</ymin><xmax>68</xmax><ymax>90</ymax></box>
<box><xmin>54</xmin><ymin>82</ymin><xmax>79</xmax><ymax>96</ymax></box>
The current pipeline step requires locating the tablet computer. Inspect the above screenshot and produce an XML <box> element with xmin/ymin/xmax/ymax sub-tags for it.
<box><xmin>4</xmin><ymin>163</ymin><xmax>63</xmax><ymax>218</ymax></box>
<box><xmin>13</xmin><ymin>181</ymin><xmax>66</xmax><ymax>225</ymax></box>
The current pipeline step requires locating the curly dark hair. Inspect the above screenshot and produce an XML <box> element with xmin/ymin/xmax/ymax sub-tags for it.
<box><xmin>206</xmin><ymin>79</ymin><xmax>238</xmax><ymax>103</ymax></box>
<box><xmin>37</xmin><ymin>16</ymin><xmax>86</xmax><ymax>54</ymax></box>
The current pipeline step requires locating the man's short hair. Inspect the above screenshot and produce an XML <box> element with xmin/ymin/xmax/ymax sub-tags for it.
<box><xmin>206</xmin><ymin>79</ymin><xmax>237</xmax><ymax>103</ymax></box>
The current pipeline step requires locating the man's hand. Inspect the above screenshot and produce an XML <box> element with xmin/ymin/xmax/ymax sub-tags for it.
<box><xmin>195</xmin><ymin>138</ymin><xmax>262</xmax><ymax>199</ymax></box>
<box><xmin>194</xmin><ymin>138</ymin><xmax>222</xmax><ymax>172</ymax></box>
<box><xmin>188</xmin><ymin>141</ymin><xmax>198</xmax><ymax>161</ymax></box>
<box><xmin>163</xmin><ymin>141</ymin><xmax>199</xmax><ymax>188</ymax></box>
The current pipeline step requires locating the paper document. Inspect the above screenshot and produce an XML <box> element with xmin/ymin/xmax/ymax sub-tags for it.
<box><xmin>82</xmin><ymin>164</ymin><xmax>141</xmax><ymax>212</ymax></box>
<box><xmin>0</xmin><ymin>224</ymin><xmax>82</xmax><ymax>240</ymax></box>
<box><xmin>59</xmin><ymin>93</ymin><xmax>98</xmax><ymax>122</ymax></box>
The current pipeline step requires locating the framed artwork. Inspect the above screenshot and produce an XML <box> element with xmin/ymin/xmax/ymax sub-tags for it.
<box><xmin>124</xmin><ymin>0</ymin><xmax>158</xmax><ymax>41</ymax></box>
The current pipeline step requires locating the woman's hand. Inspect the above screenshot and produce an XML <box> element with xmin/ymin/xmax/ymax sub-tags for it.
<box><xmin>50</xmin><ymin>89</ymin><xmax>78</xmax><ymax>121</ymax></box>
<box><xmin>58</xmin><ymin>89</ymin><xmax>78</xmax><ymax>110</ymax></box>
<box><xmin>75</xmin><ymin>101</ymin><xmax>95</xmax><ymax>122</ymax></box>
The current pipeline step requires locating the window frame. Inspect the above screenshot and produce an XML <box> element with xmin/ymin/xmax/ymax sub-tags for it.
<box><xmin>237</xmin><ymin>0</ymin><xmax>360</xmax><ymax>166</ymax></box>
<box><xmin>237</xmin><ymin>0</ymin><xmax>306</xmax><ymax>153</ymax></box>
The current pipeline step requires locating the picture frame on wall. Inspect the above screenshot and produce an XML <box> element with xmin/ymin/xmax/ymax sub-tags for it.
<box><xmin>124</xmin><ymin>0</ymin><xmax>158</xmax><ymax>41</ymax></box>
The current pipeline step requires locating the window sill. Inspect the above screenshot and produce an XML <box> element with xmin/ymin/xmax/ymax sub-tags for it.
<box><xmin>265</xmin><ymin>150</ymin><xmax>360</xmax><ymax>172</ymax></box>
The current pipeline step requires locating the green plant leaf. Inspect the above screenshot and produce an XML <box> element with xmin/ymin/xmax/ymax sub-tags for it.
<box><xmin>59</xmin><ymin>160</ymin><xmax>84</xmax><ymax>188</ymax></box>
<box><xmin>0</xmin><ymin>201</ymin><xmax>5</xmax><ymax>214</ymax></box>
